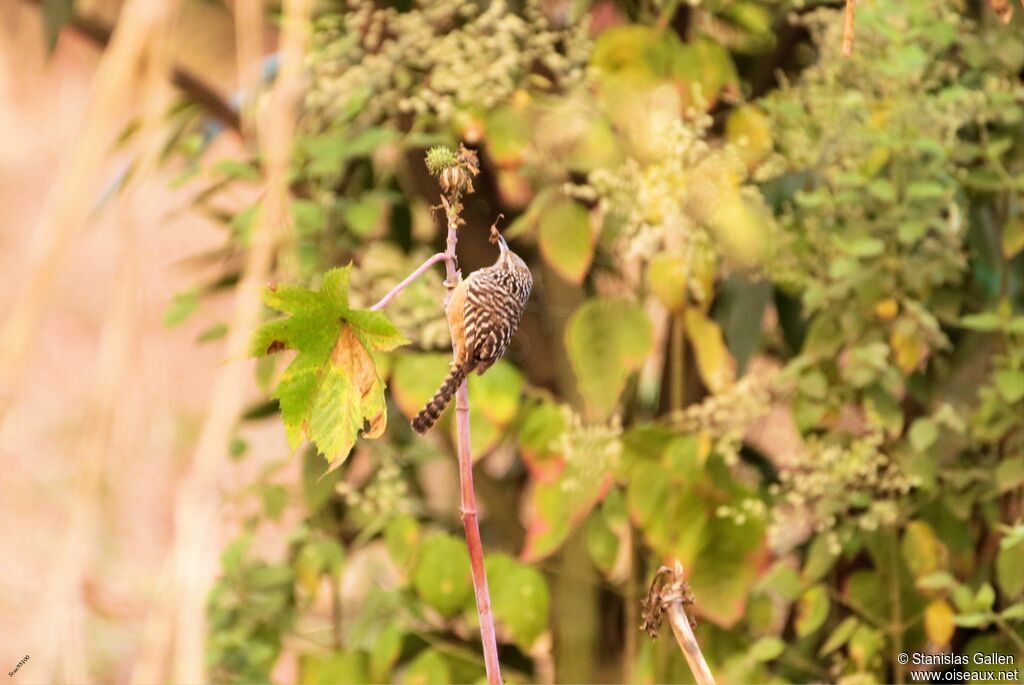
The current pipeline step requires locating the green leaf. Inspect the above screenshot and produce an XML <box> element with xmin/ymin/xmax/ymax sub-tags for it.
<box><xmin>795</xmin><ymin>584</ymin><xmax>830</xmax><ymax>638</ymax></box>
<box><xmin>997</xmin><ymin>538</ymin><xmax>1024</xmax><ymax>599</ymax></box>
<box><xmin>41</xmin><ymin>0</ymin><xmax>74</xmax><ymax>52</ymax></box>
<box><xmin>803</xmin><ymin>535</ymin><xmax>839</xmax><ymax>583</ymax></box>
<box><xmin>1001</xmin><ymin>603</ymin><xmax>1024</xmax><ymax>620</ymax></box>
<box><xmin>538</xmin><ymin>198</ymin><xmax>594</xmax><ymax>284</ymax></box>
<box><xmin>413</xmin><ymin>534</ymin><xmax>472</xmax><ymax>618</ymax></box>
<box><xmin>909</xmin><ymin>418</ymin><xmax>938</xmax><ymax>452</ymax></box>
<box><xmin>300</xmin><ymin>651</ymin><xmax>370</xmax><ymax>685</ymax></box>
<box><xmin>197</xmin><ymin>322</ymin><xmax>228</xmax><ymax>343</ymax></box>
<box><xmin>959</xmin><ymin>312</ymin><xmax>1004</xmax><ymax>331</ymax></box>
<box><xmin>749</xmin><ymin>636</ymin><xmax>786</xmax><ymax>662</ymax></box>
<box><xmin>484</xmin><ymin>554</ymin><xmax>550</xmax><ymax>649</ymax></box>
<box><xmin>586</xmin><ymin>508</ymin><xmax>620</xmax><ymax>576</ymax></box>
<box><xmin>996</xmin><ymin>457</ymin><xmax>1024</xmax><ymax>493</ymax></box>
<box><xmin>260</xmin><ymin>484</ymin><xmax>287</xmax><ymax>520</ymax></box>
<box><xmin>819</xmin><ymin>617</ymin><xmax>860</xmax><ymax>656</ymax></box>
<box><xmin>342</xmin><ymin>193</ymin><xmax>387</xmax><ymax>237</ymax></box>
<box><xmin>995</xmin><ymin>369</ymin><xmax>1024</xmax><ymax>403</ymax></box>
<box><xmin>467</xmin><ymin>360</ymin><xmax>523</xmax><ymax>427</ymax></box>
<box><xmin>401</xmin><ymin>650</ymin><xmax>450</xmax><ymax>685</ymax></box>
<box><xmin>214</xmin><ymin>158</ymin><xmax>260</xmax><ymax>181</ymax></box>
<box><xmin>975</xmin><ymin>582</ymin><xmax>996</xmax><ymax>611</ymax></box>
<box><xmin>370</xmin><ymin>625</ymin><xmax>404</xmax><ymax>682</ymax></box>
<box><xmin>1002</xmin><ymin>217</ymin><xmax>1024</xmax><ymax>259</ymax></box>
<box><xmin>517</xmin><ymin>398</ymin><xmax>566</xmax><ymax>467</ymax></box>
<box><xmin>565</xmin><ymin>298</ymin><xmax>652</xmax><ymax>418</ymax></box>
<box><xmin>484</xmin><ymin>106</ymin><xmax>531</xmax><ymax>167</ymax></box>
<box><xmin>917</xmin><ymin>571</ymin><xmax>957</xmax><ymax>592</ymax></box>
<box><xmin>301</xmin><ymin>447</ymin><xmax>343</xmax><ymax>514</ymax></box>
<box><xmin>164</xmin><ymin>289</ymin><xmax>200</xmax><ymax>328</ymax></box>
<box><xmin>391</xmin><ymin>353</ymin><xmax>451</xmax><ymax>421</ymax></box>
<box><xmin>953</xmin><ymin>612</ymin><xmax>994</xmax><ymax>628</ymax></box>
<box><xmin>848</xmin><ymin>625</ymin><xmax>884</xmax><ymax>670</ymax></box>
<box><xmin>671</xmin><ymin>38</ymin><xmax>739</xmax><ymax>108</ymax></box>
<box><xmin>251</xmin><ymin>266</ymin><xmax>408</xmax><ymax>465</ymax></box>
<box><xmin>901</xmin><ymin>521</ymin><xmax>945</xmax><ymax>578</ymax></box>
<box><xmin>628</xmin><ymin>439</ymin><xmax>765</xmax><ymax>627</ymax></box>
<box><xmin>591</xmin><ymin>25</ymin><xmax>677</xmax><ymax>84</ymax></box>
<box><xmin>292</xmin><ymin>199</ymin><xmax>326</xmax><ymax>238</ymax></box>
<box><xmin>385</xmin><ymin>515</ymin><xmax>420</xmax><ymax>570</ymax></box>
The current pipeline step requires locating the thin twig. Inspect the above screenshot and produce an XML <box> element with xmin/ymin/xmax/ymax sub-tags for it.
<box><xmin>369</xmin><ymin>252</ymin><xmax>451</xmax><ymax>311</ymax></box>
<box><xmin>642</xmin><ymin>562</ymin><xmax>716</xmax><ymax>685</ymax></box>
<box><xmin>842</xmin><ymin>0</ymin><xmax>857</xmax><ymax>57</ymax></box>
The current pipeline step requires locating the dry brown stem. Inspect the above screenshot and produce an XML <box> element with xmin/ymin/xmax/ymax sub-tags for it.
<box><xmin>641</xmin><ymin>561</ymin><xmax>716</xmax><ymax>685</ymax></box>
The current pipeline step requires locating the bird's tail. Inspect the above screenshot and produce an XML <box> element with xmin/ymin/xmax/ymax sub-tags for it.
<box><xmin>411</xmin><ymin>364</ymin><xmax>467</xmax><ymax>433</ymax></box>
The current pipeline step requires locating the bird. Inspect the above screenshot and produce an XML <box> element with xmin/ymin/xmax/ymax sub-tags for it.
<box><xmin>412</xmin><ymin>234</ymin><xmax>532</xmax><ymax>433</ymax></box>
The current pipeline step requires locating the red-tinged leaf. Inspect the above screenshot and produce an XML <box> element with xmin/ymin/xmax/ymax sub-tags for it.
<box><xmin>521</xmin><ymin>464</ymin><xmax>614</xmax><ymax>562</ymax></box>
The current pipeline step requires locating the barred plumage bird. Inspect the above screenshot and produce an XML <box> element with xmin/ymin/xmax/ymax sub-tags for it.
<box><xmin>412</xmin><ymin>235</ymin><xmax>532</xmax><ymax>433</ymax></box>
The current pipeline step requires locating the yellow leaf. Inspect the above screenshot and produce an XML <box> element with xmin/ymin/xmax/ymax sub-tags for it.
<box><xmin>890</xmin><ymin>321</ymin><xmax>927</xmax><ymax>374</ymax></box>
<box><xmin>685</xmin><ymin>309</ymin><xmax>736</xmax><ymax>393</ymax></box>
<box><xmin>725</xmin><ymin>105</ymin><xmax>772</xmax><ymax>169</ymax></box>
<box><xmin>901</xmin><ymin>521</ymin><xmax>946</xmax><ymax>578</ymax></box>
<box><xmin>925</xmin><ymin>599</ymin><xmax>955</xmax><ymax>646</ymax></box>
<box><xmin>333</xmin><ymin>326</ymin><xmax>387</xmax><ymax>439</ymax></box>
<box><xmin>1003</xmin><ymin>217</ymin><xmax>1024</xmax><ymax>259</ymax></box>
<box><xmin>646</xmin><ymin>254</ymin><xmax>688</xmax><ymax>311</ymax></box>
<box><xmin>874</xmin><ymin>298</ymin><xmax>899</xmax><ymax>320</ymax></box>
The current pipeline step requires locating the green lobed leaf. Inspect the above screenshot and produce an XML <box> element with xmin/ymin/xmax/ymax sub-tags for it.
<box><xmin>251</xmin><ymin>266</ymin><xmax>408</xmax><ymax>465</ymax></box>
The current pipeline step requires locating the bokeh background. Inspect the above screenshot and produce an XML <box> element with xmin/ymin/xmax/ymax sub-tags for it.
<box><xmin>1</xmin><ymin>0</ymin><xmax>1023</xmax><ymax>684</ymax></box>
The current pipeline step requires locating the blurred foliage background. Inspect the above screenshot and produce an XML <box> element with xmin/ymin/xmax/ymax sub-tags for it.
<box><xmin>3</xmin><ymin>0</ymin><xmax>1024</xmax><ymax>683</ymax></box>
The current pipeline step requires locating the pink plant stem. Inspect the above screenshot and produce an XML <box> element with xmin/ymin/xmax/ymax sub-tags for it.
<box><xmin>442</xmin><ymin>203</ymin><xmax>503</xmax><ymax>685</ymax></box>
<box><xmin>369</xmin><ymin>252</ymin><xmax>451</xmax><ymax>312</ymax></box>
